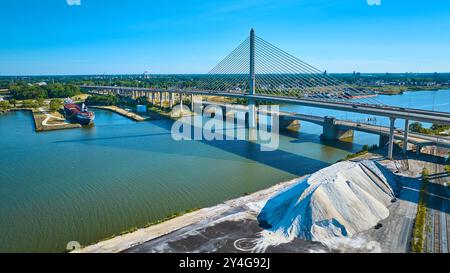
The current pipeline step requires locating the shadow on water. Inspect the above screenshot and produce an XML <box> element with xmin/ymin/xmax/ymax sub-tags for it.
<box><xmin>54</xmin><ymin>119</ymin><xmax>330</xmax><ymax>176</ymax></box>
<box><xmin>51</xmin><ymin>114</ymin><xmax>449</xmax><ymax>212</ymax></box>
<box><xmin>52</xmin><ymin>117</ymin><xmax>369</xmax><ymax>176</ymax></box>
<box><xmin>52</xmin><ymin>132</ymin><xmax>173</xmax><ymax>143</ymax></box>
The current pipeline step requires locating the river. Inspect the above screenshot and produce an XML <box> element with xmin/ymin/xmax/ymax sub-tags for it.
<box><xmin>0</xmin><ymin>89</ymin><xmax>449</xmax><ymax>252</ymax></box>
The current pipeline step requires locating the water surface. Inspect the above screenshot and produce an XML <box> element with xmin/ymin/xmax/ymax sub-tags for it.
<box><xmin>0</xmin><ymin>89</ymin><xmax>448</xmax><ymax>252</ymax></box>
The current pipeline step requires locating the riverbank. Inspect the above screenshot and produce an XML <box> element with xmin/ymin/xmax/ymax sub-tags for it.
<box><xmin>73</xmin><ymin>177</ymin><xmax>303</xmax><ymax>253</ymax></box>
<box><xmin>362</xmin><ymin>85</ymin><xmax>450</xmax><ymax>95</ymax></box>
<box><xmin>76</xmin><ymin>147</ymin><xmax>447</xmax><ymax>253</ymax></box>
<box><xmin>89</xmin><ymin>106</ymin><xmax>149</xmax><ymax>121</ymax></box>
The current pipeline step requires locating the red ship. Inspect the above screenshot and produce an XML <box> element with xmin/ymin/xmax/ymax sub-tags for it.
<box><xmin>63</xmin><ymin>100</ymin><xmax>95</xmax><ymax>125</ymax></box>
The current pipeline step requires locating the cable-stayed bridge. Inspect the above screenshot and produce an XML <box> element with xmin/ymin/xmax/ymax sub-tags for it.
<box><xmin>82</xmin><ymin>29</ymin><xmax>450</xmax><ymax>159</ymax></box>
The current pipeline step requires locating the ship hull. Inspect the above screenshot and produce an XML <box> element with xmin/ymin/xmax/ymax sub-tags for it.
<box><xmin>64</xmin><ymin>104</ymin><xmax>95</xmax><ymax>126</ymax></box>
<box><xmin>76</xmin><ymin>114</ymin><xmax>94</xmax><ymax>125</ymax></box>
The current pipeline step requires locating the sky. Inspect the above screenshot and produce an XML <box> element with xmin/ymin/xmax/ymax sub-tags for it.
<box><xmin>0</xmin><ymin>0</ymin><xmax>449</xmax><ymax>75</ymax></box>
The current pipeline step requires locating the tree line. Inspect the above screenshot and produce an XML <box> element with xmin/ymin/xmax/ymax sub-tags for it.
<box><xmin>9</xmin><ymin>82</ymin><xmax>80</xmax><ymax>100</ymax></box>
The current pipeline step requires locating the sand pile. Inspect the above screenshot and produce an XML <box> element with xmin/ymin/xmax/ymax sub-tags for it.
<box><xmin>254</xmin><ymin>160</ymin><xmax>399</xmax><ymax>251</ymax></box>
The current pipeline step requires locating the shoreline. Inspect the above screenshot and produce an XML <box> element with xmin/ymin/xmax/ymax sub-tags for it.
<box><xmin>9</xmin><ymin>108</ymin><xmax>81</xmax><ymax>132</ymax></box>
<box><xmin>89</xmin><ymin>105</ymin><xmax>149</xmax><ymax>121</ymax></box>
<box><xmin>73</xmin><ymin>176</ymin><xmax>303</xmax><ymax>253</ymax></box>
<box><xmin>74</xmin><ymin>148</ymin><xmax>437</xmax><ymax>253</ymax></box>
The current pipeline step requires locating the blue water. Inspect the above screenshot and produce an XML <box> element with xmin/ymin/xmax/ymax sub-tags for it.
<box><xmin>0</xmin><ymin>89</ymin><xmax>448</xmax><ymax>252</ymax></box>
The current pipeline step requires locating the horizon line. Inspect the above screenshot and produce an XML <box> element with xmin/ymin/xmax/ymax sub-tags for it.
<box><xmin>1</xmin><ymin>71</ymin><xmax>450</xmax><ymax>77</ymax></box>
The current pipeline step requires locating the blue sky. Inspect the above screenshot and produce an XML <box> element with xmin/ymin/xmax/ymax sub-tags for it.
<box><xmin>1</xmin><ymin>0</ymin><xmax>449</xmax><ymax>75</ymax></box>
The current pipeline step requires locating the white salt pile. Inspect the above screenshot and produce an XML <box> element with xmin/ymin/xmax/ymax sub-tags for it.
<box><xmin>254</xmin><ymin>160</ymin><xmax>399</xmax><ymax>252</ymax></box>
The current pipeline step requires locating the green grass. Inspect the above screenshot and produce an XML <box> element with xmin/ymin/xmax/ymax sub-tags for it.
<box><xmin>411</xmin><ymin>168</ymin><xmax>429</xmax><ymax>253</ymax></box>
<box><xmin>337</xmin><ymin>144</ymin><xmax>378</xmax><ymax>162</ymax></box>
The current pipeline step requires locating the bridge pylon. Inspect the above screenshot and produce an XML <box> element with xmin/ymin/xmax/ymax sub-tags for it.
<box><xmin>248</xmin><ymin>28</ymin><xmax>256</xmax><ymax>129</ymax></box>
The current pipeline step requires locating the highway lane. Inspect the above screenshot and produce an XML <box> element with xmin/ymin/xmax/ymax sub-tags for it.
<box><xmin>425</xmin><ymin>148</ymin><xmax>449</xmax><ymax>253</ymax></box>
<box><xmin>191</xmin><ymin>101</ymin><xmax>450</xmax><ymax>149</ymax></box>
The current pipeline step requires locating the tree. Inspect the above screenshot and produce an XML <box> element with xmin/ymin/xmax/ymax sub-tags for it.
<box><xmin>49</xmin><ymin>99</ymin><xmax>63</xmax><ymax>111</ymax></box>
<box><xmin>409</xmin><ymin>122</ymin><xmax>428</xmax><ymax>134</ymax></box>
<box><xmin>9</xmin><ymin>98</ymin><xmax>17</xmax><ymax>107</ymax></box>
<box><xmin>136</xmin><ymin>96</ymin><xmax>148</xmax><ymax>105</ymax></box>
<box><xmin>0</xmin><ymin>100</ymin><xmax>10</xmax><ymax>111</ymax></box>
<box><xmin>22</xmin><ymin>100</ymin><xmax>39</xmax><ymax>109</ymax></box>
<box><xmin>36</xmin><ymin>97</ymin><xmax>45</xmax><ymax>106</ymax></box>
<box><xmin>85</xmin><ymin>95</ymin><xmax>118</xmax><ymax>106</ymax></box>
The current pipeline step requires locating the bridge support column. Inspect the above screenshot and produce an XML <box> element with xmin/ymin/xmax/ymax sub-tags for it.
<box><xmin>321</xmin><ymin>116</ymin><xmax>354</xmax><ymax>141</ymax></box>
<box><xmin>379</xmin><ymin>135</ymin><xmax>389</xmax><ymax>148</ymax></box>
<box><xmin>169</xmin><ymin>93</ymin><xmax>174</xmax><ymax>108</ymax></box>
<box><xmin>416</xmin><ymin>145</ymin><xmax>422</xmax><ymax>156</ymax></box>
<box><xmin>279</xmin><ymin>116</ymin><xmax>300</xmax><ymax>131</ymax></box>
<box><xmin>159</xmin><ymin>92</ymin><xmax>163</xmax><ymax>108</ymax></box>
<box><xmin>190</xmin><ymin>94</ymin><xmax>194</xmax><ymax>111</ymax></box>
<box><xmin>248</xmin><ymin>99</ymin><xmax>256</xmax><ymax>129</ymax></box>
<box><xmin>403</xmin><ymin>119</ymin><xmax>409</xmax><ymax>154</ymax></box>
<box><xmin>179</xmin><ymin>93</ymin><xmax>183</xmax><ymax>111</ymax></box>
<box><xmin>388</xmin><ymin>117</ymin><xmax>396</xmax><ymax>160</ymax></box>
<box><xmin>151</xmin><ymin>92</ymin><xmax>155</xmax><ymax>105</ymax></box>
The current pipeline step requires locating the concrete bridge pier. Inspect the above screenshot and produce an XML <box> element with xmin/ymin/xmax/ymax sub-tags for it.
<box><xmin>169</xmin><ymin>93</ymin><xmax>174</xmax><ymax>108</ymax></box>
<box><xmin>279</xmin><ymin>116</ymin><xmax>301</xmax><ymax>130</ymax></box>
<box><xmin>248</xmin><ymin>99</ymin><xmax>256</xmax><ymax>129</ymax></box>
<box><xmin>379</xmin><ymin>135</ymin><xmax>389</xmax><ymax>148</ymax></box>
<box><xmin>321</xmin><ymin>116</ymin><xmax>354</xmax><ymax>141</ymax></box>
<box><xmin>179</xmin><ymin>93</ymin><xmax>183</xmax><ymax>109</ymax></box>
<box><xmin>416</xmin><ymin>145</ymin><xmax>422</xmax><ymax>156</ymax></box>
<box><xmin>403</xmin><ymin>119</ymin><xmax>409</xmax><ymax>154</ymax></box>
<box><xmin>190</xmin><ymin>94</ymin><xmax>194</xmax><ymax>111</ymax></box>
<box><xmin>388</xmin><ymin>117</ymin><xmax>396</xmax><ymax>159</ymax></box>
<box><xmin>159</xmin><ymin>92</ymin><xmax>163</xmax><ymax>108</ymax></box>
<box><xmin>151</xmin><ymin>92</ymin><xmax>155</xmax><ymax>105</ymax></box>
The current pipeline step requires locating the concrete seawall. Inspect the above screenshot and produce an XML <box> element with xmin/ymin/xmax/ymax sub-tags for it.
<box><xmin>89</xmin><ymin>106</ymin><xmax>149</xmax><ymax>122</ymax></box>
<box><xmin>10</xmin><ymin>108</ymin><xmax>81</xmax><ymax>132</ymax></box>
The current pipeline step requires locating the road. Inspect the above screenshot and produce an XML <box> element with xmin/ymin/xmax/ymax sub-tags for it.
<box><xmin>200</xmin><ymin>101</ymin><xmax>450</xmax><ymax>149</ymax></box>
<box><xmin>83</xmin><ymin>85</ymin><xmax>450</xmax><ymax>125</ymax></box>
<box><xmin>424</xmin><ymin>148</ymin><xmax>449</xmax><ymax>253</ymax></box>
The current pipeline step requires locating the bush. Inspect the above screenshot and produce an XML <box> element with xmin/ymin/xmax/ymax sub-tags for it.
<box><xmin>85</xmin><ymin>95</ymin><xmax>118</xmax><ymax>106</ymax></box>
<box><xmin>0</xmin><ymin>100</ymin><xmax>10</xmax><ymax>110</ymax></box>
<box><xmin>21</xmin><ymin>100</ymin><xmax>39</xmax><ymax>109</ymax></box>
<box><xmin>36</xmin><ymin>97</ymin><xmax>45</xmax><ymax>106</ymax></box>
<box><xmin>49</xmin><ymin>99</ymin><xmax>63</xmax><ymax>111</ymax></box>
<box><xmin>411</xmin><ymin>167</ymin><xmax>429</xmax><ymax>253</ymax></box>
<box><xmin>409</xmin><ymin>121</ymin><xmax>450</xmax><ymax>135</ymax></box>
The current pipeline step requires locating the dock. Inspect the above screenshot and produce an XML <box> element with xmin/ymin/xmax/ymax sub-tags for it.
<box><xmin>89</xmin><ymin>105</ymin><xmax>149</xmax><ymax>121</ymax></box>
<box><xmin>9</xmin><ymin>108</ymin><xmax>81</xmax><ymax>132</ymax></box>
<box><xmin>31</xmin><ymin>109</ymin><xmax>81</xmax><ymax>132</ymax></box>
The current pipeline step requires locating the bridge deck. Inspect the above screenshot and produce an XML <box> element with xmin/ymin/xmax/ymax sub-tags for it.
<box><xmin>83</xmin><ymin>85</ymin><xmax>450</xmax><ymax>126</ymax></box>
